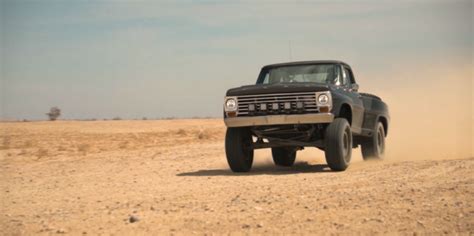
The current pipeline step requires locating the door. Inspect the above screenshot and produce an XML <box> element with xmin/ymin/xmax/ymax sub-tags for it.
<box><xmin>341</xmin><ymin>66</ymin><xmax>364</xmax><ymax>133</ymax></box>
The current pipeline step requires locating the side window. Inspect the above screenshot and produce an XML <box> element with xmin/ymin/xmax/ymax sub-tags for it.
<box><xmin>343</xmin><ymin>67</ymin><xmax>352</xmax><ymax>86</ymax></box>
<box><xmin>262</xmin><ymin>73</ymin><xmax>269</xmax><ymax>84</ymax></box>
<box><xmin>333</xmin><ymin>66</ymin><xmax>342</xmax><ymax>86</ymax></box>
<box><xmin>340</xmin><ymin>67</ymin><xmax>347</xmax><ymax>86</ymax></box>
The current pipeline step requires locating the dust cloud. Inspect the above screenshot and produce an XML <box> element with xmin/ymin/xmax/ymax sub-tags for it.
<box><xmin>372</xmin><ymin>63</ymin><xmax>473</xmax><ymax>161</ymax></box>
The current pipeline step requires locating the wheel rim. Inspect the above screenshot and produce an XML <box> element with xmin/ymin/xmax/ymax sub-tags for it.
<box><xmin>342</xmin><ymin>127</ymin><xmax>351</xmax><ymax>162</ymax></box>
<box><xmin>377</xmin><ymin>126</ymin><xmax>385</xmax><ymax>156</ymax></box>
<box><xmin>342</xmin><ymin>132</ymin><xmax>348</xmax><ymax>154</ymax></box>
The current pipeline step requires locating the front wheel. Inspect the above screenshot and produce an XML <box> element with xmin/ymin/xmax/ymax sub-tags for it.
<box><xmin>324</xmin><ymin>118</ymin><xmax>352</xmax><ymax>171</ymax></box>
<box><xmin>225</xmin><ymin>128</ymin><xmax>254</xmax><ymax>172</ymax></box>
<box><xmin>272</xmin><ymin>148</ymin><xmax>296</xmax><ymax>166</ymax></box>
<box><xmin>361</xmin><ymin>122</ymin><xmax>385</xmax><ymax>160</ymax></box>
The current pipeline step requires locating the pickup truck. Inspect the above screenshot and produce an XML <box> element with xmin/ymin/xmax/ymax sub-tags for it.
<box><xmin>223</xmin><ymin>60</ymin><xmax>390</xmax><ymax>172</ymax></box>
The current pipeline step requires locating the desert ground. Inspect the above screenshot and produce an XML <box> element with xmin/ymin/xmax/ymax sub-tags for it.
<box><xmin>0</xmin><ymin>119</ymin><xmax>473</xmax><ymax>235</ymax></box>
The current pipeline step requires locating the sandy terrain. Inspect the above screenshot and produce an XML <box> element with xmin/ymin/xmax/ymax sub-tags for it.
<box><xmin>0</xmin><ymin>119</ymin><xmax>473</xmax><ymax>235</ymax></box>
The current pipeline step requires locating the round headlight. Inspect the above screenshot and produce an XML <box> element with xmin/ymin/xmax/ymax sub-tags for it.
<box><xmin>318</xmin><ymin>94</ymin><xmax>329</xmax><ymax>105</ymax></box>
<box><xmin>225</xmin><ymin>98</ymin><xmax>237</xmax><ymax>110</ymax></box>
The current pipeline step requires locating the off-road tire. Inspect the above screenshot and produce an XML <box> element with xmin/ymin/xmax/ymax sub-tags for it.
<box><xmin>361</xmin><ymin>121</ymin><xmax>385</xmax><ymax>160</ymax></box>
<box><xmin>225</xmin><ymin>128</ymin><xmax>254</xmax><ymax>172</ymax></box>
<box><xmin>272</xmin><ymin>148</ymin><xmax>296</xmax><ymax>167</ymax></box>
<box><xmin>324</xmin><ymin>118</ymin><xmax>352</xmax><ymax>171</ymax></box>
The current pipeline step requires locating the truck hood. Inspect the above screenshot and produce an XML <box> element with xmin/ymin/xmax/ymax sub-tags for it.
<box><xmin>226</xmin><ymin>83</ymin><xmax>330</xmax><ymax>96</ymax></box>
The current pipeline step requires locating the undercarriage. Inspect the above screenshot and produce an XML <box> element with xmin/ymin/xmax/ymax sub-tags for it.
<box><xmin>250</xmin><ymin>124</ymin><xmax>326</xmax><ymax>150</ymax></box>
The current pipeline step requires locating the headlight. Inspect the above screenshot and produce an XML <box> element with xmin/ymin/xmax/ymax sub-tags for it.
<box><xmin>318</xmin><ymin>94</ymin><xmax>329</xmax><ymax>105</ymax></box>
<box><xmin>224</xmin><ymin>97</ymin><xmax>237</xmax><ymax>111</ymax></box>
<box><xmin>315</xmin><ymin>91</ymin><xmax>332</xmax><ymax>109</ymax></box>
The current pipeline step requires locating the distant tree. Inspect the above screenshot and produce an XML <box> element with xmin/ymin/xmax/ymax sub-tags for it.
<box><xmin>46</xmin><ymin>107</ymin><xmax>61</xmax><ymax>121</ymax></box>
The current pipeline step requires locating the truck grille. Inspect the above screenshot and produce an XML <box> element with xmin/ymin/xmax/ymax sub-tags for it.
<box><xmin>237</xmin><ymin>92</ymin><xmax>319</xmax><ymax>117</ymax></box>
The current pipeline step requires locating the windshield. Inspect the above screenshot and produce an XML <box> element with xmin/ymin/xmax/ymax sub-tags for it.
<box><xmin>258</xmin><ymin>64</ymin><xmax>340</xmax><ymax>85</ymax></box>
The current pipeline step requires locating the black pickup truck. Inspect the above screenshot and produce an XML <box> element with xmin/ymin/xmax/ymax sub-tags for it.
<box><xmin>223</xmin><ymin>60</ymin><xmax>389</xmax><ymax>172</ymax></box>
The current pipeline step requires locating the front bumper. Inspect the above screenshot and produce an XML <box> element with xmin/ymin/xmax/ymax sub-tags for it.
<box><xmin>224</xmin><ymin>113</ymin><xmax>334</xmax><ymax>127</ymax></box>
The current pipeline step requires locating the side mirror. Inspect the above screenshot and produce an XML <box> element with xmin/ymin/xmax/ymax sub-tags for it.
<box><xmin>351</xmin><ymin>83</ymin><xmax>359</xmax><ymax>92</ymax></box>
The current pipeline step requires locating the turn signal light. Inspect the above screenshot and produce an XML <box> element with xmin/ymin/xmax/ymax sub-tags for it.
<box><xmin>227</xmin><ymin>111</ymin><xmax>237</xmax><ymax>117</ymax></box>
<box><xmin>319</xmin><ymin>106</ymin><xmax>330</xmax><ymax>113</ymax></box>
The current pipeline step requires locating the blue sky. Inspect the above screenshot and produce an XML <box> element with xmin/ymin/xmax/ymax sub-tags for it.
<box><xmin>1</xmin><ymin>0</ymin><xmax>472</xmax><ymax>119</ymax></box>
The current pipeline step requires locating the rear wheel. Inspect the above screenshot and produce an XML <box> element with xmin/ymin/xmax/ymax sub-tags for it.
<box><xmin>361</xmin><ymin>122</ymin><xmax>385</xmax><ymax>160</ymax></box>
<box><xmin>324</xmin><ymin>118</ymin><xmax>352</xmax><ymax>171</ymax></box>
<box><xmin>272</xmin><ymin>148</ymin><xmax>296</xmax><ymax>166</ymax></box>
<box><xmin>225</xmin><ymin>128</ymin><xmax>254</xmax><ymax>172</ymax></box>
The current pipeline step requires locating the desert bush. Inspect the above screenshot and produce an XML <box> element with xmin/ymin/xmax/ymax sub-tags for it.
<box><xmin>23</xmin><ymin>140</ymin><xmax>33</xmax><ymax>148</ymax></box>
<box><xmin>46</xmin><ymin>107</ymin><xmax>61</xmax><ymax>121</ymax></box>
<box><xmin>197</xmin><ymin>129</ymin><xmax>210</xmax><ymax>140</ymax></box>
<box><xmin>0</xmin><ymin>137</ymin><xmax>11</xmax><ymax>150</ymax></box>
<box><xmin>18</xmin><ymin>149</ymin><xmax>27</xmax><ymax>156</ymax></box>
<box><xmin>36</xmin><ymin>148</ymin><xmax>48</xmax><ymax>160</ymax></box>
<box><xmin>77</xmin><ymin>143</ymin><xmax>91</xmax><ymax>155</ymax></box>
<box><xmin>112</xmin><ymin>117</ymin><xmax>122</xmax><ymax>120</ymax></box>
<box><xmin>176</xmin><ymin>129</ymin><xmax>186</xmax><ymax>135</ymax></box>
<box><xmin>119</xmin><ymin>141</ymin><xmax>129</xmax><ymax>149</ymax></box>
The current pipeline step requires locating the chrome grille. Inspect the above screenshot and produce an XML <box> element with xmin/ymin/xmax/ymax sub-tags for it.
<box><xmin>237</xmin><ymin>92</ymin><xmax>318</xmax><ymax>117</ymax></box>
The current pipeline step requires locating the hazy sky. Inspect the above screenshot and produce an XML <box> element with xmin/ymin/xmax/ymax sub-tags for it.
<box><xmin>1</xmin><ymin>0</ymin><xmax>472</xmax><ymax>120</ymax></box>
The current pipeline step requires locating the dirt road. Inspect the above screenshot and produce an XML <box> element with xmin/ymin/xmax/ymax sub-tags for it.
<box><xmin>1</xmin><ymin>120</ymin><xmax>473</xmax><ymax>235</ymax></box>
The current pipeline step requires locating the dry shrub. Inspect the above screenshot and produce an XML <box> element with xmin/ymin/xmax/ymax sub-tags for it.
<box><xmin>197</xmin><ymin>129</ymin><xmax>211</xmax><ymax>140</ymax></box>
<box><xmin>57</xmin><ymin>145</ymin><xmax>66</xmax><ymax>151</ymax></box>
<box><xmin>176</xmin><ymin>129</ymin><xmax>186</xmax><ymax>136</ymax></box>
<box><xmin>1</xmin><ymin>137</ymin><xmax>11</xmax><ymax>150</ymax></box>
<box><xmin>18</xmin><ymin>149</ymin><xmax>27</xmax><ymax>156</ymax></box>
<box><xmin>23</xmin><ymin>140</ymin><xmax>33</xmax><ymax>148</ymax></box>
<box><xmin>36</xmin><ymin>148</ymin><xmax>48</xmax><ymax>160</ymax></box>
<box><xmin>77</xmin><ymin>143</ymin><xmax>91</xmax><ymax>155</ymax></box>
<box><xmin>119</xmin><ymin>141</ymin><xmax>129</xmax><ymax>149</ymax></box>
<box><xmin>132</xmin><ymin>133</ymin><xmax>140</xmax><ymax>139</ymax></box>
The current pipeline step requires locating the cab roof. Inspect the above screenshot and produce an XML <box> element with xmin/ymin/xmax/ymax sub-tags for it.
<box><xmin>262</xmin><ymin>60</ymin><xmax>351</xmax><ymax>69</ymax></box>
